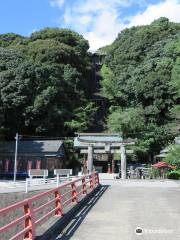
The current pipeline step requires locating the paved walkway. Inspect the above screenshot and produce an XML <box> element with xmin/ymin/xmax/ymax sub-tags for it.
<box><xmin>0</xmin><ymin>178</ymin><xmax>76</xmax><ymax>193</ymax></box>
<box><xmin>55</xmin><ymin>179</ymin><xmax>180</xmax><ymax>240</ymax></box>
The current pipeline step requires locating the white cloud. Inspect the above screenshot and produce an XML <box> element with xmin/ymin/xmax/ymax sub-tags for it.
<box><xmin>79</xmin><ymin>15</ymin><xmax>92</xmax><ymax>25</ymax></box>
<box><xmin>59</xmin><ymin>0</ymin><xmax>129</xmax><ymax>51</ymax></box>
<box><xmin>63</xmin><ymin>9</ymin><xmax>93</xmax><ymax>33</ymax></box>
<box><xmin>84</xmin><ymin>10</ymin><xmax>125</xmax><ymax>51</ymax></box>
<box><xmin>50</xmin><ymin>0</ymin><xmax>180</xmax><ymax>51</ymax></box>
<box><xmin>128</xmin><ymin>0</ymin><xmax>180</xmax><ymax>28</ymax></box>
<box><xmin>50</xmin><ymin>0</ymin><xmax>65</xmax><ymax>8</ymax></box>
<box><xmin>74</xmin><ymin>0</ymin><xmax>132</xmax><ymax>13</ymax></box>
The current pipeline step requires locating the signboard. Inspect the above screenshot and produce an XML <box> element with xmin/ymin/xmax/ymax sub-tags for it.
<box><xmin>93</xmin><ymin>154</ymin><xmax>108</xmax><ymax>161</ymax></box>
<box><xmin>28</xmin><ymin>169</ymin><xmax>48</xmax><ymax>177</ymax></box>
<box><xmin>54</xmin><ymin>169</ymin><xmax>72</xmax><ymax>176</ymax></box>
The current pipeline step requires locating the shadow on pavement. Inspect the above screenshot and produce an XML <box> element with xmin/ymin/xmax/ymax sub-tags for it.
<box><xmin>56</xmin><ymin>185</ymin><xmax>109</xmax><ymax>240</ymax></box>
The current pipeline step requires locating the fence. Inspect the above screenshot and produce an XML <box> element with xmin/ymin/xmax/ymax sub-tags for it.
<box><xmin>0</xmin><ymin>172</ymin><xmax>99</xmax><ymax>240</ymax></box>
<box><xmin>25</xmin><ymin>175</ymin><xmax>74</xmax><ymax>193</ymax></box>
<box><xmin>1</xmin><ymin>176</ymin><xmax>76</xmax><ymax>193</ymax></box>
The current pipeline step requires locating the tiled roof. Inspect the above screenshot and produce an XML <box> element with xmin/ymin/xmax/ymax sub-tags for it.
<box><xmin>74</xmin><ymin>133</ymin><xmax>123</xmax><ymax>148</ymax></box>
<box><xmin>0</xmin><ymin>140</ymin><xmax>64</xmax><ymax>154</ymax></box>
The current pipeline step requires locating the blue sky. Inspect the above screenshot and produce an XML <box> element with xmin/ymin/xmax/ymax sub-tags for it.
<box><xmin>0</xmin><ymin>0</ymin><xmax>180</xmax><ymax>51</ymax></box>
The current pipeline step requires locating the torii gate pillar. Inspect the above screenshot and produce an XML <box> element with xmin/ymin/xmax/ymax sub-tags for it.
<box><xmin>121</xmin><ymin>144</ymin><xmax>127</xmax><ymax>179</ymax></box>
<box><xmin>87</xmin><ymin>145</ymin><xmax>93</xmax><ymax>173</ymax></box>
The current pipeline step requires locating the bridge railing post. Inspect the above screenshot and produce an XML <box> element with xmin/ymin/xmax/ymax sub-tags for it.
<box><xmin>54</xmin><ymin>190</ymin><xmax>62</xmax><ymax>216</ymax></box>
<box><xmin>90</xmin><ymin>174</ymin><xmax>94</xmax><ymax>189</ymax></box>
<box><xmin>82</xmin><ymin>177</ymin><xmax>87</xmax><ymax>194</ymax></box>
<box><xmin>95</xmin><ymin>172</ymin><xmax>99</xmax><ymax>185</ymax></box>
<box><xmin>0</xmin><ymin>174</ymin><xmax>100</xmax><ymax>239</ymax></box>
<box><xmin>23</xmin><ymin>200</ymin><xmax>35</xmax><ymax>240</ymax></box>
<box><xmin>71</xmin><ymin>182</ymin><xmax>78</xmax><ymax>203</ymax></box>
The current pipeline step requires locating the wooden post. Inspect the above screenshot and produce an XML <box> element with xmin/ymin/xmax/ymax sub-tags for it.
<box><xmin>24</xmin><ymin>201</ymin><xmax>35</xmax><ymax>239</ymax></box>
<box><xmin>121</xmin><ymin>144</ymin><xmax>127</xmax><ymax>179</ymax></box>
<box><xmin>82</xmin><ymin>177</ymin><xmax>87</xmax><ymax>194</ymax></box>
<box><xmin>95</xmin><ymin>172</ymin><xmax>99</xmax><ymax>185</ymax></box>
<box><xmin>89</xmin><ymin>174</ymin><xmax>94</xmax><ymax>189</ymax></box>
<box><xmin>54</xmin><ymin>190</ymin><xmax>62</xmax><ymax>216</ymax></box>
<box><xmin>71</xmin><ymin>183</ymin><xmax>77</xmax><ymax>203</ymax></box>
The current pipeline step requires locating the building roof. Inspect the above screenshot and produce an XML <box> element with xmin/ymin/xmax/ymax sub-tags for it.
<box><xmin>175</xmin><ymin>136</ymin><xmax>180</xmax><ymax>144</ymax></box>
<box><xmin>155</xmin><ymin>153</ymin><xmax>167</xmax><ymax>158</ymax></box>
<box><xmin>74</xmin><ymin>133</ymin><xmax>123</xmax><ymax>148</ymax></box>
<box><xmin>0</xmin><ymin>140</ymin><xmax>65</xmax><ymax>157</ymax></box>
<box><xmin>155</xmin><ymin>137</ymin><xmax>180</xmax><ymax>158</ymax></box>
<box><xmin>160</xmin><ymin>146</ymin><xmax>171</xmax><ymax>154</ymax></box>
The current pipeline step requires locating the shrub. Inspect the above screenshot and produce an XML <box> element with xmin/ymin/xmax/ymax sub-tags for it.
<box><xmin>164</xmin><ymin>145</ymin><xmax>180</xmax><ymax>168</ymax></box>
<box><xmin>167</xmin><ymin>169</ymin><xmax>180</xmax><ymax>180</ymax></box>
<box><xmin>150</xmin><ymin>168</ymin><xmax>160</xmax><ymax>179</ymax></box>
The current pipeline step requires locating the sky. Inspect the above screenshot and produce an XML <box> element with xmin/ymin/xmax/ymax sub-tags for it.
<box><xmin>0</xmin><ymin>0</ymin><xmax>180</xmax><ymax>51</ymax></box>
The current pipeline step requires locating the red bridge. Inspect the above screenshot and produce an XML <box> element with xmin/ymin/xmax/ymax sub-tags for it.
<box><xmin>1</xmin><ymin>174</ymin><xmax>180</xmax><ymax>240</ymax></box>
<box><xmin>0</xmin><ymin>173</ymin><xmax>99</xmax><ymax>240</ymax></box>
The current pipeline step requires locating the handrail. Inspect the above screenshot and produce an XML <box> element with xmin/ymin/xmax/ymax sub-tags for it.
<box><xmin>0</xmin><ymin>172</ymin><xmax>99</xmax><ymax>240</ymax></box>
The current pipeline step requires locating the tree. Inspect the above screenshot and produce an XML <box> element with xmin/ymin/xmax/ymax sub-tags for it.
<box><xmin>100</xmin><ymin>64</ymin><xmax>120</xmax><ymax>101</ymax></box>
<box><xmin>107</xmin><ymin>106</ymin><xmax>145</xmax><ymax>136</ymax></box>
<box><xmin>100</xmin><ymin>18</ymin><xmax>180</xmax><ymax>159</ymax></box>
<box><xmin>65</xmin><ymin>102</ymin><xmax>97</xmax><ymax>132</ymax></box>
<box><xmin>0</xmin><ymin>28</ymin><xmax>95</xmax><ymax>137</ymax></box>
<box><xmin>164</xmin><ymin>145</ymin><xmax>180</xmax><ymax>168</ymax></box>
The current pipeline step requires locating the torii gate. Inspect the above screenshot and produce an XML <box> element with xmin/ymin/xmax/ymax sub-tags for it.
<box><xmin>74</xmin><ymin>133</ymin><xmax>135</xmax><ymax>179</ymax></box>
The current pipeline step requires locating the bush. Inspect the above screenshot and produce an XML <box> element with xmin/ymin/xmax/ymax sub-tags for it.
<box><xmin>167</xmin><ymin>170</ymin><xmax>180</xmax><ymax>180</ymax></box>
<box><xmin>150</xmin><ymin>168</ymin><xmax>160</xmax><ymax>179</ymax></box>
<box><xmin>164</xmin><ymin>145</ymin><xmax>180</xmax><ymax>168</ymax></box>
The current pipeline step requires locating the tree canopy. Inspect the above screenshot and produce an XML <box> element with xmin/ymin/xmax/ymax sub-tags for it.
<box><xmin>0</xmin><ymin>29</ymin><xmax>96</xmax><ymax>137</ymax></box>
<box><xmin>164</xmin><ymin>145</ymin><xmax>180</xmax><ymax>168</ymax></box>
<box><xmin>100</xmin><ymin>18</ymin><xmax>180</xmax><ymax>158</ymax></box>
<box><xmin>0</xmin><ymin>18</ymin><xmax>179</xmax><ymax>161</ymax></box>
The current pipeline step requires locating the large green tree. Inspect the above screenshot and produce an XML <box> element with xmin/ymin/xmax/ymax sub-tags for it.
<box><xmin>164</xmin><ymin>145</ymin><xmax>180</xmax><ymax>168</ymax></box>
<box><xmin>0</xmin><ymin>29</ymin><xmax>96</xmax><ymax>137</ymax></box>
<box><xmin>100</xmin><ymin>18</ymin><xmax>180</xmax><ymax>159</ymax></box>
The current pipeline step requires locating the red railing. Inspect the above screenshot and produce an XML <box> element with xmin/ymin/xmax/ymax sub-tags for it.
<box><xmin>0</xmin><ymin>172</ymin><xmax>99</xmax><ymax>240</ymax></box>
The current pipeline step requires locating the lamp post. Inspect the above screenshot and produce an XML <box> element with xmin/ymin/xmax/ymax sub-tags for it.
<box><xmin>14</xmin><ymin>133</ymin><xmax>21</xmax><ymax>183</ymax></box>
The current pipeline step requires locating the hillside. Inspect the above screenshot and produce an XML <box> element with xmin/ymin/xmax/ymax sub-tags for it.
<box><xmin>100</xmin><ymin>17</ymin><xmax>180</xmax><ymax>159</ymax></box>
<box><xmin>0</xmin><ymin>18</ymin><xmax>179</xmax><ymax>161</ymax></box>
<box><xmin>0</xmin><ymin>28</ymin><xmax>96</xmax><ymax>137</ymax></box>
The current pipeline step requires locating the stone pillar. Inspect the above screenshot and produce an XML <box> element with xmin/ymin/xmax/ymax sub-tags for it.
<box><xmin>121</xmin><ymin>144</ymin><xmax>126</xmax><ymax>179</ymax></box>
<box><xmin>87</xmin><ymin>145</ymin><xmax>93</xmax><ymax>173</ymax></box>
<box><xmin>82</xmin><ymin>154</ymin><xmax>87</xmax><ymax>174</ymax></box>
